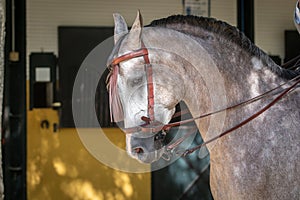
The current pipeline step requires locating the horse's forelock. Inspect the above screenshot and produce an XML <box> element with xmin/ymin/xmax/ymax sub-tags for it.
<box><xmin>106</xmin><ymin>35</ymin><xmax>127</xmax><ymax>122</ymax></box>
<box><xmin>108</xmin><ymin>65</ymin><xmax>124</xmax><ymax>122</ymax></box>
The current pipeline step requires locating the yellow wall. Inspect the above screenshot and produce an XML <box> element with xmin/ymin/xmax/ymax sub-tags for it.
<box><xmin>27</xmin><ymin>108</ymin><xmax>151</xmax><ymax>199</ymax></box>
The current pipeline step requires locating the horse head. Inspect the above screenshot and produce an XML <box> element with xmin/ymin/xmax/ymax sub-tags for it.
<box><xmin>107</xmin><ymin>12</ymin><xmax>186</xmax><ymax>163</ymax></box>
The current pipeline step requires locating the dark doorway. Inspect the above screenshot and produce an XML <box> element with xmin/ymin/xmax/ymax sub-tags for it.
<box><xmin>58</xmin><ymin>26</ymin><xmax>114</xmax><ymax>127</ymax></box>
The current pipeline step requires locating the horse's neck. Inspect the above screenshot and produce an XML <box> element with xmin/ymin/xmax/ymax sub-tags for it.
<box><xmin>145</xmin><ymin>27</ymin><xmax>287</xmax><ymax>138</ymax></box>
<box><xmin>180</xmin><ymin>42</ymin><xmax>286</xmax><ymax>141</ymax></box>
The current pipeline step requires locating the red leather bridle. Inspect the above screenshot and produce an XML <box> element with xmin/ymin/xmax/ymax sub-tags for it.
<box><xmin>109</xmin><ymin>44</ymin><xmax>300</xmax><ymax>156</ymax></box>
<box><xmin>110</xmin><ymin>44</ymin><xmax>160</xmax><ymax>130</ymax></box>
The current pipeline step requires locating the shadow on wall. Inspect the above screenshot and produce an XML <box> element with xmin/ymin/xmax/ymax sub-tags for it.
<box><xmin>27</xmin><ymin>109</ymin><xmax>151</xmax><ymax>200</ymax></box>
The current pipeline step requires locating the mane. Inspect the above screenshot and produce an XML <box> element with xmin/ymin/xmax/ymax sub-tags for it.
<box><xmin>148</xmin><ymin>15</ymin><xmax>299</xmax><ymax>79</ymax></box>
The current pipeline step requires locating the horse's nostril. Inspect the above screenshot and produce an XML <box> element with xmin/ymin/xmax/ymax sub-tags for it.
<box><xmin>133</xmin><ymin>147</ymin><xmax>144</xmax><ymax>154</ymax></box>
<box><xmin>154</xmin><ymin>131</ymin><xmax>167</xmax><ymax>141</ymax></box>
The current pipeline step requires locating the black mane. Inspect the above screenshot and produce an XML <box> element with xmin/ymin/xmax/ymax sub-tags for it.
<box><xmin>149</xmin><ymin>15</ymin><xmax>260</xmax><ymax>58</ymax></box>
<box><xmin>148</xmin><ymin>15</ymin><xmax>299</xmax><ymax>79</ymax></box>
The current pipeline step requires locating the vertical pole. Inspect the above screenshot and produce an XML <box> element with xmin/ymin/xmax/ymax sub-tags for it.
<box><xmin>0</xmin><ymin>0</ymin><xmax>5</xmax><ymax>198</ymax></box>
<box><xmin>237</xmin><ymin>0</ymin><xmax>254</xmax><ymax>42</ymax></box>
<box><xmin>3</xmin><ymin>0</ymin><xmax>26</xmax><ymax>199</ymax></box>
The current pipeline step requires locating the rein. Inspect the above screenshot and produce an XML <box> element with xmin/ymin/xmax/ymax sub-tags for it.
<box><xmin>109</xmin><ymin>45</ymin><xmax>300</xmax><ymax>156</ymax></box>
<box><xmin>181</xmin><ymin>76</ymin><xmax>300</xmax><ymax>155</ymax></box>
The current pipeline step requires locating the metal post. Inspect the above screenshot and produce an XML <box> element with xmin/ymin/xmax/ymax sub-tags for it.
<box><xmin>0</xmin><ymin>0</ymin><xmax>5</xmax><ymax>198</ymax></box>
<box><xmin>237</xmin><ymin>0</ymin><xmax>254</xmax><ymax>42</ymax></box>
<box><xmin>3</xmin><ymin>0</ymin><xmax>26</xmax><ymax>199</ymax></box>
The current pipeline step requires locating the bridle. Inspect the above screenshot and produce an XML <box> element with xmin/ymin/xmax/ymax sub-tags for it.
<box><xmin>109</xmin><ymin>43</ymin><xmax>300</xmax><ymax>156</ymax></box>
<box><xmin>110</xmin><ymin>42</ymin><xmax>163</xmax><ymax>132</ymax></box>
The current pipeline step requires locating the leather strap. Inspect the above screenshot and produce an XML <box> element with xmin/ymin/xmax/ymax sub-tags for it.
<box><xmin>111</xmin><ymin>44</ymin><xmax>156</xmax><ymax>124</ymax></box>
<box><xmin>142</xmin><ymin>44</ymin><xmax>155</xmax><ymax>123</ymax></box>
<box><xmin>111</xmin><ymin>48</ymin><xmax>149</xmax><ymax>66</ymax></box>
<box><xmin>182</xmin><ymin>76</ymin><xmax>300</xmax><ymax>156</ymax></box>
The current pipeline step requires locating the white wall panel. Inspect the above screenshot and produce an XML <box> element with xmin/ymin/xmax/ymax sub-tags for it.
<box><xmin>27</xmin><ymin>0</ymin><xmax>182</xmax><ymax>58</ymax></box>
<box><xmin>27</xmin><ymin>0</ymin><xmax>236</xmax><ymax>57</ymax></box>
<box><xmin>211</xmin><ymin>0</ymin><xmax>237</xmax><ymax>25</ymax></box>
<box><xmin>27</xmin><ymin>0</ymin><xmax>300</xmax><ymax>79</ymax></box>
<box><xmin>255</xmin><ymin>0</ymin><xmax>297</xmax><ymax>59</ymax></box>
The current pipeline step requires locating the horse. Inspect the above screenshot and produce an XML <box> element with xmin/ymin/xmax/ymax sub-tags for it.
<box><xmin>107</xmin><ymin>11</ymin><xmax>300</xmax><ymax>199</ymax></box>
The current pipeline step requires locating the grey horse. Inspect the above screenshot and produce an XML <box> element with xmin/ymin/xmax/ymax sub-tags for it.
<box><xmin>107</xmin><ymin>12</ymin><xmax>300</xmax><ymax>199</ymax></box>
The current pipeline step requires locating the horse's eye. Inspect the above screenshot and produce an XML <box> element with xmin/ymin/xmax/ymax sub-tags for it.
<box><xmin>129</xmin><ymin>77</ymin><xmax>143</xmax><ymax>87</ymax></box>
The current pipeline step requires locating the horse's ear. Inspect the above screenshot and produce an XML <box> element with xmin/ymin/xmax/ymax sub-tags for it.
<box><xmin>131</xmin><ymin>10</ymin><xmax>143</xmax><ymax>31</ymax></box>
<box><xmin>113</xmin><ymin>13</ymin><xmax>128</xmax><ymax>44</ymax></box>
<box><xmin>127</xmin><ymin>11</ymin><xmax>143</xmax><ymax>49</ymax></box>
